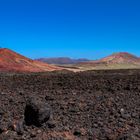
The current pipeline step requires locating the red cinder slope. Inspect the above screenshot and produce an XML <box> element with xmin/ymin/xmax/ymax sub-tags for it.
<box><xmin>98</xmin><ymin>52</ymin><xmax>140</xmax><ymax>64</ymax></box>
<box><xmin>0</xmin><ymin>48</ymin><xmax>61</xmax><ymax>72</ymax></box>
<box><xmin>81</xmin><ymin>52</ymin><xmax>140</xmax><ymax>65</ymax></box>
<box><xmin>77</xmin><ymin>52</ymin><xmax>140</xmax><ymax>70</ymax></box>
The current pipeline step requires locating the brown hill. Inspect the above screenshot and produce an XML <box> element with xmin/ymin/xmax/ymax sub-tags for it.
<box><xmin>78</xmin><ymin>52</ymin><xmax>140</xmax><ymax>70</ymax></box>
<box><xmin>0</xmin><ymin>48</ymin><xmax>61</xmax><ymax>72</ymax></box>
<box><xmin>97</xmin><ymin>52</ymin><xmax>140</xmax><ymax>64</ymax></box>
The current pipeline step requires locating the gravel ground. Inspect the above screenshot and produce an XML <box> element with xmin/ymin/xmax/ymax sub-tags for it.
<box><xmin>0</xmin><ymin>69</ymin><xmax>140</xmax><ymax>140</ymax></box>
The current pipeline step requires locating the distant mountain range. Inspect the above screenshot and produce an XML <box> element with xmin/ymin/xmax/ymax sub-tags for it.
<box><xmin>0</xmin><ymin>48</ymin><xmax>60</xmax><ymax>72</ymax></box>
<box><xmin>36</xmin><ymin>52</ymin><xmax>140</xmax><ymax>70</ymax></box>
<box><xmin>0</xmin><ymin>48</ymin><xmax>140</xmax><ymax>72</ymax></box>
<box><xmin>36</xmin><ymin>52</ymin><xmax>140</xmax><ymax>65</ymax></box>
<box><xmin>35</xmin><ymin>57</ymin><xmax>89</xmax><ymax>65</ymax></box>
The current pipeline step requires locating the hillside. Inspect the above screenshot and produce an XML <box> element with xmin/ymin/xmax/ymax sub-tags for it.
<box><xmin>77</xmin><ymin>52</ymin><xmax>140</xmax><ymax>70</ymax></box>
<box><xmin>0</xmin><ymin>48</ymin><xmax>60</xmax><ymax>72</ymax></box>
<box><xmin>98</xmin><ymin>52</ymin><xmax>140</xmax><ymax>64</ymax></box>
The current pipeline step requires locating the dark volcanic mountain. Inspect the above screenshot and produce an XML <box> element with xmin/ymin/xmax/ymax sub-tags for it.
<box><xmin>0</xmin><ymin>48</ymin><xmax>61</xmax><ymax>72</ymax></box>
<box><xmin>36</xmin><ymin>57</ymin><xmax>89</xmax><ymax>65</ymax></box>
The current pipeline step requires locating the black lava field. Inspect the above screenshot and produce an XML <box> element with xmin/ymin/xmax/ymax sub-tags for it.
<box><xmin>0</xmin><ymin>69</ymin><xmax>140</xmax><ymax>140</ymax></box>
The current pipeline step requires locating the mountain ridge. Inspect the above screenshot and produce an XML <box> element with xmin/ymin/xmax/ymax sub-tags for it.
<box><xmin>0</xmin><ymin>48</ymin><xmax>140</xmax><ymax>72</ymax></box>
<box><xmin>36</xmin><ymin>57</ymin><xmax>89</xmax><ymax>65</ymax></box>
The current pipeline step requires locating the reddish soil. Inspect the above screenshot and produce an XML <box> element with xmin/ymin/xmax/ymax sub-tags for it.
<box><xmin>97</xmin><ymin>52</ymin><xmax>140</xmax><ymax>64</ymax></box>
<box><xmin>0</xmin><ymin>69</ymin><xmax>140</xmax><ymax>139</ymax></box>
<box><xmin>80</xmin><ymin>52</ymin><xmax>140</xmax><ymax>66</ymax></box>
<box><xmin>0</xmin><ymin>48</ymin><xmax>61</xmax><ymax>72</ymax></box>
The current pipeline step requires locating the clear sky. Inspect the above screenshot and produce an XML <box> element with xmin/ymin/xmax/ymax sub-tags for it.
<box><xmin>0</xmin><ymin>0</ymin><xmax>140</xmax><ymax>59</ymax></box>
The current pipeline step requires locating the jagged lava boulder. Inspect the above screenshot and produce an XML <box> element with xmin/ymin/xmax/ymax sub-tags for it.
<box><xmin>24</xmin><ymin>97</ymin><xmax>51</xmax><ymax>127</ymax></box>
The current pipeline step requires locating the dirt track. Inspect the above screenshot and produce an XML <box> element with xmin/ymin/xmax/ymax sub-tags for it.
<box><xmin>0</xmin><ymin>69</ymin><xmax>140</xmax><ymax>140</ymax></box>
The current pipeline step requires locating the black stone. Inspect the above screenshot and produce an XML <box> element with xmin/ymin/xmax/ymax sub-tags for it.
<box><xmin>24</xmin><ymin>97</ymin><xmax>51</xmax><ymax>127</ymax></box>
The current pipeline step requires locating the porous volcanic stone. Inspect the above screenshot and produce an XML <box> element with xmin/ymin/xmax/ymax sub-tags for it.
<box><xmin>24</xmin><ymin>97</ymin><xmax>51</xmax><ymax>127</ymax></box>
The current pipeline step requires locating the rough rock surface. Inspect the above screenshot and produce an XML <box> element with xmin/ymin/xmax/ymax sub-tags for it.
<box><xmin>0</xmin><ymin>69</ymin><xmax>140</xmax><ymax>139</ymax></box>
<box><xmin>24</xmin><ymin>97</ymin><xmax>51</xmax><ymax>127</ymax></box>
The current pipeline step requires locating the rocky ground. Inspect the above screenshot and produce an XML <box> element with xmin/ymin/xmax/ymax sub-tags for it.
<box><xmin>0</xmin><ymin>69</ymin><xmax>140</xmax><ymax>140</ymax></box>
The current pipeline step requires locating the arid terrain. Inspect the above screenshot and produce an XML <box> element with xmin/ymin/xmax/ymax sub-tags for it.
<box><xmin>37</xmin><ymin>52</ymin><xmax>140</xmax><ymax>71</ymax></box>
<box><xmin>0</xmin><ymin>69</ymin><xmax>140</xmax><ymax>140</ymax></box>
<box><xmin>1</xmin><ymin>48</ymin><xmax>140</xmax><ymax>72</ymax></box>
<box><xmin>76</xmin><ymin>52</ymin><xmax>140</xmax><ymax>70</ymax></box>
<box><xmin>0</xmin><ymin>48</ymin><xmax>60</xmax><ymax>72</ymax></box>
<box><xmin>1</xmin><ymin>0</ymin><xmax>140</xmax><ymax>139</ymax></box>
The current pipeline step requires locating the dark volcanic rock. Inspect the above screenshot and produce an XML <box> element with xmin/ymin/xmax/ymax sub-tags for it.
<box><xmin>0</xmin><ymin>69</ymin><xmax>140</xmax><ymax>139</ymax></box>
<box><xmin>15</xmin><ymin>121</ymin><xmax>24</xmax><ymax>135</ymax></box>
<box><xmin>73</xmin><ymin>129</ymin><xmax>82</xmax><ymax>137</ymax></box>
<box><xmin>24</xmin><ymin>97</ymin><xmax>51</xmax><ymax>127</ymax></box>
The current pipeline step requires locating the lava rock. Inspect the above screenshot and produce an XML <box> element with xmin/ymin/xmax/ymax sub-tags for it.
<box><xmin>0</xmin><ymin>126</ymin><xmax>4</xmax><ymax>134</ymax></box>
<box><xmin>24</xmin><ymin>97</ymin><xmax>51</xmax><ymax>127</ymax></box>
<box><xmin>73</xmin><ymin>129</ymin><xmax>82</xmax><ymax>137</ymax></box>
<box><xmin>15</xmin><ymin>121</ymin><xmax>24</xmax><ymax>135</ymax></box>
<box><xmin>30</xmin><ymin>131</ymin><xmax>36</xmax><ymax>138</ymax></box>
<box><xmin>47</xmin><ymin>121</ymin><xmax>56</xmax><ymax>129</ymax></box>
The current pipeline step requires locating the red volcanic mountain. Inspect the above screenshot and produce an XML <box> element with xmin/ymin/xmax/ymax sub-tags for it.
<box><xmin>95</xmin><ymin>52</ymin><xmax>140</xmax><ymax>64</ymax></box>
<box><xmin>78</xmin><ymin>52</ymin><xmax>140</xmax><ymax>69</ymax></box>
<box><xmin>0</xmin><ymin>48</ymin><xmax>60</xmax><ymax>72</ymax></box>
<box><xmin>82</xmin><ymin>52</ymin><xmax>140</xmax><ymax>64</ymax></box>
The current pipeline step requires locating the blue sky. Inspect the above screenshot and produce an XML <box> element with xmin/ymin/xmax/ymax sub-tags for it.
<box><xmin>0</xmin><ymin>0</ymin><xmax>140</xmax><ymax>59</ymax></box>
